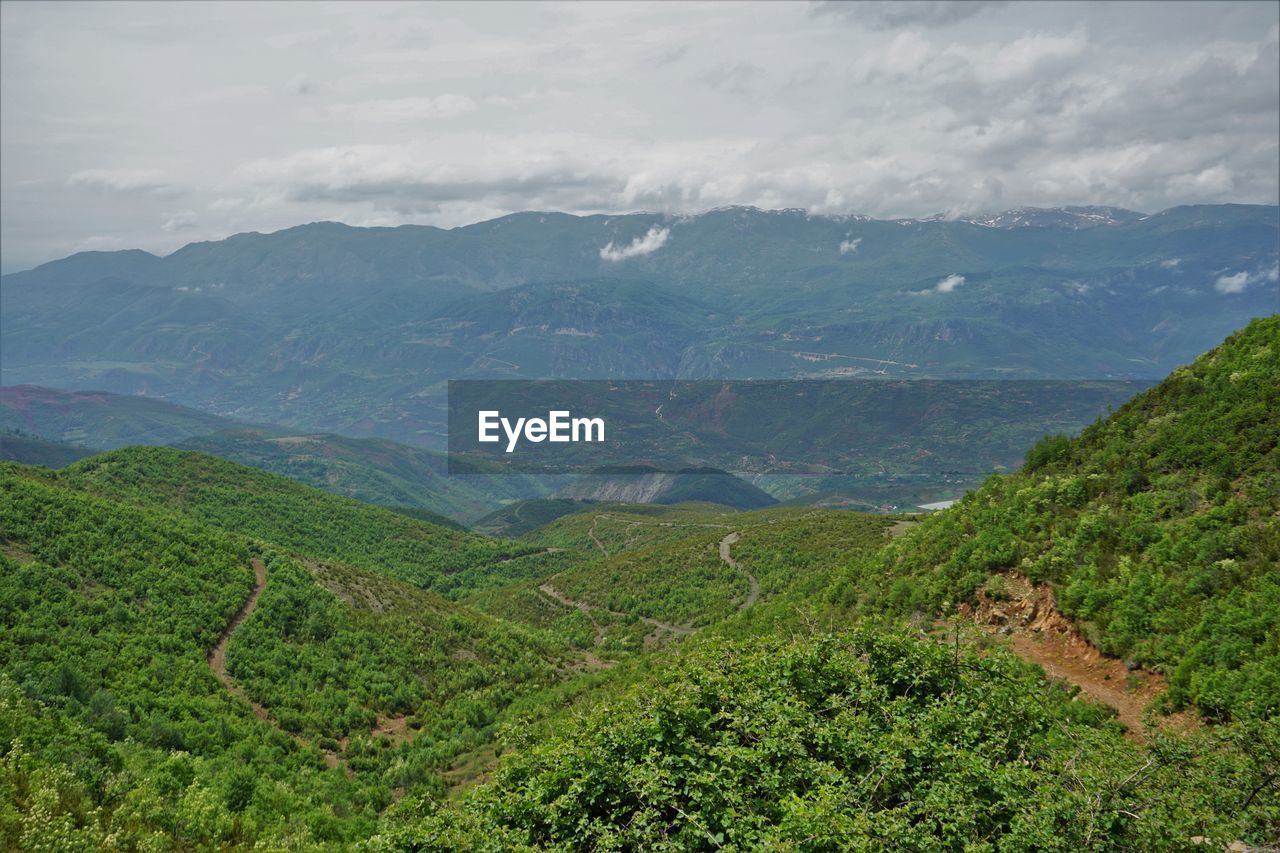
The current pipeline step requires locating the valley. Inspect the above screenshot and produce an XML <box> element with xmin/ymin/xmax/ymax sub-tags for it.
<box><xmin>4</xmin><ymin>1</ymin><xmax>1277</xmax><ymax>847</ymax></box>
<box><xmin>1</xmin><ymin>318</ymin><xmax>1278</xmax><ymax>848</ymax></box>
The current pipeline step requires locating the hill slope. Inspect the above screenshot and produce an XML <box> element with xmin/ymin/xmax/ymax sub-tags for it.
<box><xmin>0</xmin><ymin>387</ymin><xmax>550</xmax><ymax>523</ymax></box>
<box><xmin>175</xmin><ymin>428</ymin><xmax>550</xmax><ymax>524</ymax></box>
<box><xmin>0</xmin><ymin>384</ymin><xmax>243</xmax><ymax>448</ymax></box>
<box><xmin>833</xmin><ymin>316</ymin><xmax>1280</xmax><ymax>721</ymax></box>
<box><xmin>0</xmin><ymin>460</ymin><xmax>582</xmax><ymax>848</ymax></box>
<box><xmin>0</xmin><ymin>428</ymin><xmax>93</xmax><ymax>468</ymax></box>
<box><xmin>59</xmin><ymin>446</ymin><xmax>560</xmax><ymax>596</ymax></box>
<box><xmin>3</xmin><ymin>321</ymin><xmax>1278</xmax><ymax>848</ymax></box>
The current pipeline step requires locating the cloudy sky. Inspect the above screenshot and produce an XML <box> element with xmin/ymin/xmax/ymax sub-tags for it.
<box><xmin>1</xmin><ymin>0</ymin><xmax>1277</xmax><ymax>271</ymax></box>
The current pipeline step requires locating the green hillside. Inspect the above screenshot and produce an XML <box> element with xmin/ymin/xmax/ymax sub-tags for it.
<box><xmin>468</xmin><ymin>506</ymin><xmax>913</xmax><ymax>658</ymax></box>
<box><xmin>832</xmin><ymin>317</ymin><xmax>1280</xmax><ymax>721</ymax></box>
<box><xmin>175</xmin><ymin>428</ymin><xmax>551</xmax><ymax>525</ymax></box>
<box><xmin>0</xmin><ymin>459</ymin><xmax>589</xmax><ymax>848</ymax></box>
<box><xmin>375</xmin><ymin>321</ymin><xmax>1280</xmax><ymax>847</ymax></box>
<box><xmin>59</xmin><ymin>447</ymin><xmax>558</xmax><ymax>596</ymax></box>
<box><xmin>471</xmin><ymin>498</ymin><xmax>596</xmax><ymax>538</ymax></box>
<box><xmin>2</xmin><ymin>321</ymin><xmax>1278</xmax><ymax>849</ymax></box>
<box><xmin>0</xmin><ymin>387</ymin><xmax>550</xmax><ymax>524</ymax></box>
<box><xmin>374</xmin><ymin>629</ymin><xmax>1276</xmax><ymax>850</ymax></box>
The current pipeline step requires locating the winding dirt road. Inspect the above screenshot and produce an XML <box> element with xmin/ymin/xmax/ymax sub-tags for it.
<box><xmin>587</xmin><ymin>516</ymin><xmax>610</xmax><ymax>557</ymax></box>
<box><xmin>208</xmin><ymin>558</ymin><xmax>346</xmax><ymax>769</ymax></box>
<box><xmin>208</xmin><ymin>558</ymin><xmax>270</xmax><ymax>721</ymax></box>
<box><xmin>539</xmin><ymin>527</ymin><xmax>759</xmax><ymax>643</ymax></box>
<box><xmin>719</xmin><ymin>532</ymin><xmax>759</xmax><ymax>611</ymax></box>
<box><xmin>539</xmin><ymin>582</ymin><xmax>694</xmax><ymax>637</ymax></box>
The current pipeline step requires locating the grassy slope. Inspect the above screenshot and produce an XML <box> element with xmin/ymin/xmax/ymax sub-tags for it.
<box><xmin>0</xmin><ymin>460</ymin><xmax>587</xmax><ymax>848</ymax></box>
<box><xmin>176</xmin><ymin>428</ymin><xmax>550</xmax><ymax>525</ymax></box>
<box><xmin>832</xmin><ymin>316</ymin><xmax>1280</xmax><ymax>720</ymax></box>
<box><xmin>59</xmin><ymin>446</ymin><xmax>563</xmax><ymax>596</ymax></box>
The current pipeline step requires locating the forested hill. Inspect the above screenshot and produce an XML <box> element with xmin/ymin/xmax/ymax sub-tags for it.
<box><xmin>0</xmin><ymin>459</ymin><xmax>577</xmax><ymax>849</ymax></box>
<box><xmin>833</xmin><ymin>315</ymin><xmax>1280</xmax><ymax>720</ymax></box>
<box><xmin>58</xmin><ymin>446</ymin><xmax>558</xmax><ymax>596</ymax></box>
<box><xmin>2</xmin><ymin>320</ymin><xmax>1277</xmax><ymax>848</ymax></box>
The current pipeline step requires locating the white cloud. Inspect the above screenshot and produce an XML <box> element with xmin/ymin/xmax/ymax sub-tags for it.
<box><xmin>1160</xmin><ymin>257</ymin><xmax>1181</xmax><ymax>268</ymax></box>
<box><xmin>600</xmin><ymin>226</ymin><xmax>670</xmax><ymax>262</ymax></box>
<box><xmin>909</xmin><ymin>273</ymin><xmax>968</xmax><ymax>296</ymax></box>
<box><xmin>839</xmin><ymin>237</ymin><xmax>862</xmax><ymax>254</ymax></box>
<box><xmin>815</xmin><ymin>0</ymin><xmax>1007</xmax><ymax>30</ymax></box>
<box><xmin>67</xmin><ymin>168</ymin><xmax>170</xmax><ymax>193</ymax></box>
<box><xmin>1215</xmin><ymin>271</ymin><xmax>1251</xmax><ymax>293</ymax></box>
<box><xmin>1214</xmin><ymin>264</ymin><xmax>1279</xmax><ymax>294</ymax></box>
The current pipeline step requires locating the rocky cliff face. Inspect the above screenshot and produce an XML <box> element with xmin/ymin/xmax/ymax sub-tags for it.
<box><xmin>556</xmin><ymin>468</ymin><xmax>777</xmax><ymax>510</ymax></box>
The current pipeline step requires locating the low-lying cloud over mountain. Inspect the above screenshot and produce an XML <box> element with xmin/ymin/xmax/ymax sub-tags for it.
<box><xmin>1215</xmin><ymin>264</ymin><xmax>1280</xmax><ymax>295</ymax></box>
<box><xmin>1</xmin><ymin>1</ymin><xmax>1276</xmax><ymax>271</ymax></box>
<box><xmin>600</xmin><ymin>226</ymin><xmax>670</xmax><ymax>262</ymax></box>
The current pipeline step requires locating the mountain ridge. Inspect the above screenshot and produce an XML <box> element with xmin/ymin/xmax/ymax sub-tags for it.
<box><xmin>3</xmin><ymin>203</ymin><xmax>1274</xmax><ymax>449</ymax></box>
<box><xmin>12</xmin><ymin>202</ymin><xmax>1280</xmax><ymax>276</ymax></box>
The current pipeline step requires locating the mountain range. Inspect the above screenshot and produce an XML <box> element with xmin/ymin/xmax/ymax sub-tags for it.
<box><xmin>3</xmin><ymin>204</ymin><xmax>1275</xmax><ymax>449</ymax></box>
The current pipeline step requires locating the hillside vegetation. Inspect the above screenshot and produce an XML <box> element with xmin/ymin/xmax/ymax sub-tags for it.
<box><xmin>833</xmin><ymin>316</ymin><xmax>1280</xmax><ymax>721</ymax></box>
<box><xmin>59</xmin><ymin>447</ymin><xmax>560</xmax><ymax>596</ymax></box>
<box><xmin>2</xmin><ymin>319</ymin><xmax>1278</xmax><ymax>848</ymax></box>
<box><xmin>0</xmin><ymin>460</ymin><xmax>585</xmax><ymax>848</ymax></box>
<box><xmin>372</xmin><ymin>629</ymin><xmax>1278</xmax><ymax>850</ymax></box>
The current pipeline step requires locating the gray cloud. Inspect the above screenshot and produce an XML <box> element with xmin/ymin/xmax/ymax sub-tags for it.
<box><xmin>813</xmin><ymin>1</ymin><xmax>1008</xmax><ymax>30</ymax></box>
<box><xmin>67</xmin><ymin>168</ymin><xmax>172</xmax><ymax>193</ymax></box>
<box><xmin>1</xmin><ymin>0</ymin><xmax>1277</xmax><ymax>272</ymax></box>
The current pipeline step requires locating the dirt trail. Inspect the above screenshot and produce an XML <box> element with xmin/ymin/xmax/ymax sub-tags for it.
<box><xmin>587</xmin><ymin>516</ymin><xmax>610</xmax><ymax>557</ymax></box>
<box><xmin>208</xmin><ymin>558</ymin><xmax>347</xmax><ymax>770</ymax></box>
<box><xmin>208</xmin><ymin>558</ymin><xmax>270</xmax><ymax>720</ymax></box>
<box><xmin>960</xmin><ymin>573</ymin><xmax>1183</xmax><ymax>740</ymax></box>
<box><xmin>539</xmin><ymin>581</ymin><xmax>693</xmax><ymax>638</ymax></box>
<box><xmin>719</xmin><ymin>532</ymin><xmax>759</xmax><ymax>611</ymax></box>
<box><xmin>539</xmin><ymin>582</ymin><xmax>606</xmax><ymax>646</ymax></box>
<box><xmin>1007</xmin><ymin>634</ymin><xmax>1168</xmax><ymax>737</ymax></box>
<box><xmin>587</xmin><ymin>513</ymin><xmax>737</xmax><ymax>557</ymax></box>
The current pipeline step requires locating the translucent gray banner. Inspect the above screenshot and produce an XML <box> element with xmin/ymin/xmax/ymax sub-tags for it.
<box><xmin>447</xmin><ymin>379</ymin><xmax>1149</xmax><ymax>477</ymax></box>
